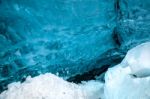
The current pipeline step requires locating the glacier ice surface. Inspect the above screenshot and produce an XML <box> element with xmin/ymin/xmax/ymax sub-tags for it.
<box><xmin>0</xmin><ymin>0</ymin><xmax>150</xmax><ymax>95</ymax></box>
<box><xmin>0</xmin><ymin>0</ymin><xmax>117</xmax><ymax>90</ymax></box>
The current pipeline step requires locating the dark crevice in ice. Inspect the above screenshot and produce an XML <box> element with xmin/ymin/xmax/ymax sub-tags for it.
<box><xmin>67</xmin><ymin>65</ymin><xmax>109</xmax><ymax>83</ymax></box>
<box><xmin>67</xmin><ymin>48</ymin><xmax>125</xmax><ymax>83</ymax></box>
<box><xmin>115</xmin><ymin>0</ymin><xmax>122</xmax><ymax>20</ymax></box>
<box><xmin>112</xmin><ymin>27</ymin><xmax>122</xmax><ymax>47</ymax></box>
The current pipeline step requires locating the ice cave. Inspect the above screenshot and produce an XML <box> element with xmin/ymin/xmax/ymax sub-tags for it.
<box><xmin>0</xmin><ymin>0</ymin><xmax>150</xmax><ymax>99</ymax></box>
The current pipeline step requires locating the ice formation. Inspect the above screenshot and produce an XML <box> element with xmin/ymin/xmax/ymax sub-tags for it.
<box><xmin>0</xmin><ymin>0</ymin><xmax>117</xmax><ymax>89</ymax></box>
<box><xmin>104</xmin><ymin>42</ymin><xmax>150</xmax><ymax>99</ymax></box>
<box><xmin>0</xmin><ymin>0</ymin><xmax>150</xmax><ymax>92</ymax></box>
<box><xmin>1</xmin><ymin>42</ymin><xmax>150</xmax><ymax>99</ymax></box>
<box><xmin>0</xmin><ymin>73</ymin><xmax>104</xmax><ymax>99</ymax></box>
<box><xmin>0</xmin><ymin>0</ymin><xmax>150</xmax><ymax>98</ymax></box>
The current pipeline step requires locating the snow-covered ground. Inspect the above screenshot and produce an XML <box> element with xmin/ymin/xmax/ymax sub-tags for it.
<box><xmin>0</xmin><ymin>73</ymin><xmax>104</xmax><ymax>99</ymax></box>
<box><xmin>1</xmin><ymin>42</ymin><xmax>150</xmax><ymax>99</ymax></box>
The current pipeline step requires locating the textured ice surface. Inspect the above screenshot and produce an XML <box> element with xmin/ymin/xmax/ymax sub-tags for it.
<box><xmin>0</xmin><ymin>0</ymin><xmax>117</xmax><ymax>91</ymax></box>
<box><xmin>104</xmin><ymin>42</ymin><xmax>150</xmax><ymax>99</ymax></box>
<box><xmin>0</xmin><ymin>0</ymin><xmax>150</xmax><ymax>93</ymax></box>
<box><xmin>0</xmin><ymin>73</ymin><xmax>104</xmax><ymax>99</ymax></box>
<box><xmin>116</xmin><ymin>0</ymin><xmax>150</xmax><ymax>50</ymax></box>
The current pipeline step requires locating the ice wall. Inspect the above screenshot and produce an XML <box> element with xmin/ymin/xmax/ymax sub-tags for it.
<box><xmin>0</xmin><ymin>0</ymin><xmax>150</xmax><ymax>92</ymax></box>
<box><xmin>115</xmin><ymin>0</ymin><xmax>150</xmax><ymax>50</ymax></box>
<box><xmin>0</xmin><ymin>0</ymin><xmax>117</xmax><ymax>91</ymax></box>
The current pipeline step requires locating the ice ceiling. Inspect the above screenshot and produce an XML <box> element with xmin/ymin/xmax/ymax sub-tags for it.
<box><xmin>0</xmin><ymin>0</ymin><xmax>150</xmax><ymax>92</ymax></box>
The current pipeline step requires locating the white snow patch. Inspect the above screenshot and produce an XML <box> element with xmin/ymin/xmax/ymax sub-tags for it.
<box><xmin>104</xmin><ymin>42</ymin><xmax>150</xmax><ymax>99</ymax></box>
<box><xmin>0</xmin><ymin>73</ymin><xmax>104</xmax><ymax>99</ymax></box>
<box><xmin>123</xmin><ymin>42</ymin><xmax>150</xmax><ymax>77</ymax></box>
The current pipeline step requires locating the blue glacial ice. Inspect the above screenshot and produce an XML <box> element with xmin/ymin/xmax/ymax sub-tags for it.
<box><xmin>0</xmin><ymin>0</ymin><xmax>117</xmax><ymax>91</ymax></box>
<box><xmin>0</xmin><ymin>0</ymin><xmax>150</xmax><ymax>96</ymax></box>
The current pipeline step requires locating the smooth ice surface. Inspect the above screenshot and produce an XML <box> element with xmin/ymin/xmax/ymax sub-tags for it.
<box><xmin>0</xmin><ymin>73</ymin><xmax>104</xmax><ymax>99</ymax></box>
<box><xmin>105</xmin><ymin>42</ymin><xmax>150</xmax><ymax>99</ymax></box>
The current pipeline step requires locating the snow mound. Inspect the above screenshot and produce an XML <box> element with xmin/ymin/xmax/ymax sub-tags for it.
<box><xmin>123</xmin><ymin>42</ymin><xmax>150</xmax><ymax>77</ymax></box>
<box><xmin>0</xmin><ymin>73</ymin><xmax>104</xmax><ymax>99</ymax></box>
<box><xmin>105</xmin><ymin>42</ymin><xmax>150</xmax><ymax>99</ymax></box>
